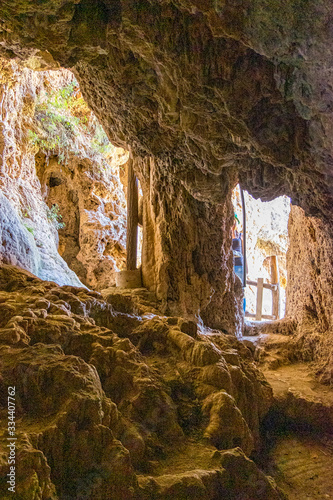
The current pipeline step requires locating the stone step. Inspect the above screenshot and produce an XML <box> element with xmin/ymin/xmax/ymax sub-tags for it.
<box><xmin>137</xmin><ymin>446</ymin><xmax>286</xmax><ymax>500</ymax></box>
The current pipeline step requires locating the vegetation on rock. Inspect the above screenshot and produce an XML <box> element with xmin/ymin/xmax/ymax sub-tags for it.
<box><xmin>28</xmin><ymin>79</ymin><xmax>115</xmax><ymax>166</ymax></box>
<box><xmin>46</xmin><ymin>204</ymin><xmax>65</xmax><ymax>230</ymax></box>
<box><xmin>0</xmin><ymin>58</ymin><xmax>127</xmax><ymax>289</ymax></box>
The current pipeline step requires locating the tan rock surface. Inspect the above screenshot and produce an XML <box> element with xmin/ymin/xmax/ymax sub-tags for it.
<box><xmin>243</xmin><ymin>326</ymin><xmax>333</xmax><ymax>432</ymax></box>
<box><xmin>1</xmin><ymin>1</ymin><xmax>331</xmax><ymax>218</ymax></box>
<box><xmin>0</xmin><ymin>59</ymin><xmax>83</xmax><ymax>287</ymax></box>
<box><xmin>266</xmin><ymin>434</ymin><xmax>333</xmax><ymax>500</ymax></box>
<box><xmin>0</xmin><ymin>264</ymin><xmax>280</xmax><ymax>499</ymax></box>
<box><xmin>242</xmin><ymin>327</ymin><xmax>333</xmax><ymax>499</ymax></box>
<box><xmin>0</xmin><ymin>58</ymin><xmax>128</xmax><ymax>289</ymax></box>
<box><xmin>286</xmin><ymin>205</ymin><xmax>333</xmax><ymax>383</ymax></box>
<box><xmin>0</xmin><ymin>2</ymin><xmax>333</xmax><ymax>496</ymax></box>
<box><xmin>263</xmin><ymin>363</ymin><xmax>333</xmax><ymax>433</ymax></box>
<box><xmin>2</xmin><ymin>0</ymin><xmax>333</xmax><ymax>336</ymax></box>
<box><xmin>138</xmin><ymin>447</ymin><xmax>287</xmax><ymax>499</ymax></box>
<box><xmin>138</xmin><ymin>156</ymin><xmax>242</xmax><ymax>333</ymax></box>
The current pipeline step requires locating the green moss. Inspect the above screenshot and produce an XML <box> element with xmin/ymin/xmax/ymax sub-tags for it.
<box><xmin>27</xmin><ymin>78</ymin><xmax>114</xmax><ymax>165</ymax></box>
<box><xmin>23</xmin><ymin>223</ymin><xmax>34</xmax><ymax>235</ymax></box>
<box><xmin>46</xmin><ymin>204</ymin><xmax>65</xmax><ymax>230</ymax></box>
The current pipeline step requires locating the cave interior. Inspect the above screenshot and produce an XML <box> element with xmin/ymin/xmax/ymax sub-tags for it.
<box><xmin>0</xmin><ymin>1</ymin><xmax>333</xmax><ymax>499</ymax></box>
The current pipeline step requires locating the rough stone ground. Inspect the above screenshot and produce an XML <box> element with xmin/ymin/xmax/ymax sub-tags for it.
<box><xmin>244</xmin><ymin>321</ymin><xmax>333</xmax><ymax>500</ymax></box>
<box><xmin>263</xmin><ymin>433</ymin><xmax>333</xmax><ymax>500</ymax></box>
<box><xmin>0</xmin><ymin>264</ymin><xmax>332</xmax><ymax>499</ymax></box>
<box><xmin>0</xmin><ymin>265</ymin><xmax>284</xmax><ymax>500</ymax></box>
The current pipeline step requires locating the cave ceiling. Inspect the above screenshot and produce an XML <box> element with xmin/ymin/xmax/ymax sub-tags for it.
<box><xmin>0</xmin><ymin>0</ymin><xmax>332</xmax><ymax>218</ymax></box>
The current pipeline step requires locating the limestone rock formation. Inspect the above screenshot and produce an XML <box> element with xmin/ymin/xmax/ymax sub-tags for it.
<box><xmin>286</xmin><ymin>205</ymin><xmax>333</xmax><ymax>383</ymax></box>
<box><xmin>137</xmin><ymin>447</ymin><xmax>287</xmax><ymax>499</ymax></box>
<box><xmin>0</xmin><ymin>59</ymin><xmax>83</xmax><ymax>287</ymax></box>
<box><xmin>0</xmin><ymin>58</ymin><xmax>128</xmax><ymax>289</ymax></box>
<box><xmin>1</xmin><ymin>0</ymin><xmax>332</xmax><ymax>348</ymax></box>
<box><xmin>0</xmin><ymin>264</ymin><xmax>283</xmax><ymax>499</ymax></box>
<box><xmin>0</xmin><ymin>2</ymin><xmax>332</xmax><ymax>496</ymax></box>
<box><xmin>36</xmin><ymin>150</ymin><xmax>127</xmax><ymax>290</ymax></box>
<box><xmin>138</xmin><ymin>156</ymin><xmax>241</xmax><ymax>333</ymax></box>
<box><xmin>0</xmin><ymin>1</ymin><xmax>331</xmax><ymax>217</ymax></box>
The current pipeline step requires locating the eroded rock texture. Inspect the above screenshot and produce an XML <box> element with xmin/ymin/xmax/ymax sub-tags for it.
<box><xmin>138</xmin><ymin>156</ymin><xmax>241</xmax><ymax>333</ymax></box>
<box><xmin>36</xmin><ymin>150</ymin><xmax>127</xmax><ymax>290</ymax></box>
<box><xmin>0</xmin><ymin>58</ymin><xmax>128</xmax><ymax>289</ymax></box>
<box><xmin>0</xmin><ymin>264</ymin><xmax>284</xmax><ymax>499</ymax></box>
<box><xmin>286</xmin><ymin>205</ymin><xmax>333</xmax><ymax>383</ymax></box>
<box><xmin>1</xmin><ymin>1</ymin><xmax>332</xmax><ymax>215</ymax></box>
<box><xmin>1</xmin><ymin>0</ymin><xmax>332</xmax><ymax>340</ymax></box>
<box><xmin>0</xmin><ymin>59</ymin><xmax>82</xmax><ymax>287</ymax></box>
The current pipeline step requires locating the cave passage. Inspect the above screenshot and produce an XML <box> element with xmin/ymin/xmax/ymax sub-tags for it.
<box><xmin>232</xmin><ymin>185</ymin><xmax>290</xmax><ymax>321</ymax></box>
<box><xmin>0</xmin><ymin>2</ymin><xmax>333</xmax><ymax>498</ymax></box>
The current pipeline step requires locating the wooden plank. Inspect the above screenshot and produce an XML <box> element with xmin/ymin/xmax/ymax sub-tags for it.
<box><xmin>271</xmin><ymin>256</ymin><xmax>280</xmax><ymax>319</ymax></box>
<box><xmin>255</xmin><ymin>277</ymin><xmax>264</xmax><ymax>321</ymax></box>
<box><xmin>126</xmin><ymin>158</ymin><xmax>139</xmax><ymax>271</ymax></box>
<box><xmin>245</xmin><ymin>312</ymin><xmax>275</xmax><ymax>320</ymax></box>
<box><xmin>246</xmin><ymin>280</ymin><xmax>258</xmax><ymax>287</ymax></box>
<box><xmin>246</xmin><ymin>280</ymin><xmax>277</xmax><ymax>291</ymax></box>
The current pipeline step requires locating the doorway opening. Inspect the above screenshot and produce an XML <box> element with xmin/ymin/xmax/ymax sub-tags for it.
<box><xmin>232</xmin><ymin>185</ymin><xmax>290</xmax><ymax>321</ymax></box>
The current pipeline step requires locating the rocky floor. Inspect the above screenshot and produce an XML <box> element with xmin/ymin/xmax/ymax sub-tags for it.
<box><xmin>244</xmin><ymin>321</ymin><xmax>333</xmax><ymax>500</ymax></box>
<box><xmin>1</xmin><ymin>266</ymin><xmax>332</xmax><ymax>499</ymax></box>
<box><xmin>265</xmin><ymin>433</ymin><xmax>333</xmax><ymax>500</ymax></box>
<box><xmin>0</xmin><ymin>265</ymin><xmax>284</xmax><ymax>499</ymax></box>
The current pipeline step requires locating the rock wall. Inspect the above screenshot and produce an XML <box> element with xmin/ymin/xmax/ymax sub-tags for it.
<box><xmin>0</xmin><ymin>1</ymin><xmax>330</xmax><ymax>219</ymax></box>
<box><xmin>286</xmin><ymin>205</ymin><xmax>333</xmax><ymax>382</ymax></box>
<box><xmin>1</xmin><ymin>0</ymin><xmax>332</xmax><ymax>338</ymax></box>
<box><xmin>0</xmin><ymin>58</ymin><xmax>127</xmax><ymax>289</ymax></box>
<box><xmin>138</xmin><ymin>157</ymin><xmax>242</xmax><ymax>334</ymax></box>
<box><xmin>0</xmin><ymin>59</ymin><xmax>82</xmax><ymax>286</ymax></box>
<box><xmin>35</xmin><ymin>150</ymin><xmax>127</xmax><ymax>290</ymax></box>
<box><xmin>0</xmin><ymin>2</ymin><xmax>333</xmax><ymax>370</ymax></box>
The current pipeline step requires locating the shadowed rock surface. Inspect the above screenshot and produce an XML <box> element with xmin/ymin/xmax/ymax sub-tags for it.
<box><xmin>0</xmin><ymin>2</ymin><xmax>333</xmax><ymax>498</ymax></box>
<box><xmin>1</xmin><ymin>0</ymin><xmax>332</xmax><ymax>357</ymax></box>
<box><xmin>1</xmin><ymin>0</ymin><xmax>332</xmax><ymax>354</ymax></box>
<box><xmin>0</xmin><ymin>265</ymin><xmax>283</xmax><ymax>499</ymax></box>
<box><xmin>0</xmin><ymin>1</ymin><xmax>332</xmax><ymax>218</ymax></box>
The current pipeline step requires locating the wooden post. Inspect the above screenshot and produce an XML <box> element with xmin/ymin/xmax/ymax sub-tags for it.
<box><xmin>256</xmin><ymin>278</ymin><xmax>264</xmax><ymax>321</ymax></box>
<box><xmin>271</xmin><ymin>255</ymin><xmax>280</xmax><ymax>319</ymax></box>
<box><xmin>126</xmin><ymin>158</ymin><xmax>138</xmax><ymax>271</ymax></box>
<box><xmin>240</xmin><ymin>188</ymin><xmax>246</xmax><ymax>287</ymax></box>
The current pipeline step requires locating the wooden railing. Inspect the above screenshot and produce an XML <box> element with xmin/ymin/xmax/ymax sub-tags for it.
<box><xmin>245</xmin><ymin>256</ymin><xmax>280</xmax><ymax>321</ymax></box>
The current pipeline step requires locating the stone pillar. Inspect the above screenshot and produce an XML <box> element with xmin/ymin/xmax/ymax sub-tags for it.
<box><xmin>116</xmin><ymin>157</ymin><xmax>142</xmax><ymax>288</ymax></box>
<box><xmin>137</xmin><ymin>157</ymin><xmax>241</xmax><ymax>334</ymax></box>
<box><xmin>126</xmin><ymin>157</ymin><xmax>138</xmax><ymax>271</ymax></box>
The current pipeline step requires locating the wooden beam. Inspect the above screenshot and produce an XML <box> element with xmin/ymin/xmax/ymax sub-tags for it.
<box><xmin>271</xmin><ymin>255</ymin><xmax>280</xmax><ymax>319</ymax></box>
<box><xmin>240</xmin><ymin>187</ymin><xmax>246</xmax><ymax>287</ymax></box>
<box><xmin>126</xmin><ymin>158</ymin><xmax>138</xmax><ymax>271</ymax></box>
<box><xmin>246</xmin><ymin>280</ymin><xmax>277</xmax><ymax>291</ymax></box>
<box><xmin>245</xmin><ymin>312</ymin><xmax>276</xmax><ymax>320</ymax></box>
<box><xmin>255</xmin><ymin>277</ymin><xmax>264</xmax><ymax>321</ymax></box>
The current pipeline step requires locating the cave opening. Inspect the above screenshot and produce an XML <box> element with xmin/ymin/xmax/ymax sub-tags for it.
<box><xmin>232</xmin><ymin>184</ymin><xmax>290</xmax><ymax>322</ymax></box>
